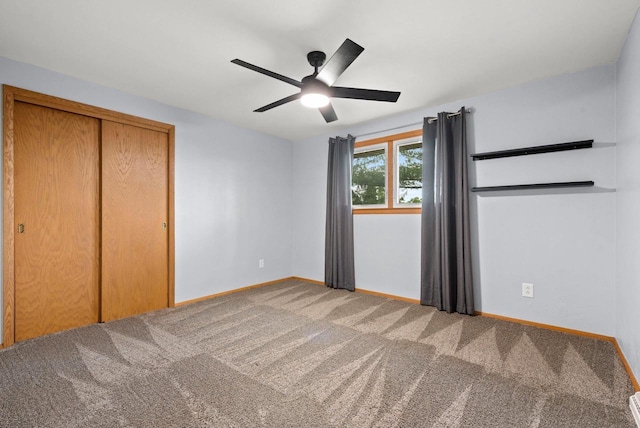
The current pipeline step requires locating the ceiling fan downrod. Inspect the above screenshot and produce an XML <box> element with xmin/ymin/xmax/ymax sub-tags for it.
<box><xmin>307</xmin><ymin>51</ymin><xmax>326</xmax><ymax>76</ymax></box>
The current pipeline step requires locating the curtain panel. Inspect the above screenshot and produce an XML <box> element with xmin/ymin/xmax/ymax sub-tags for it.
<box><xmin>325</xmin><ymin>135</ymin><xmax>356</xmax><ymax>291</ymax></box>
<box><xmin>421</xmin><ymin>109</ymin><xmax>474</xmax><ymax>314</ymax></box>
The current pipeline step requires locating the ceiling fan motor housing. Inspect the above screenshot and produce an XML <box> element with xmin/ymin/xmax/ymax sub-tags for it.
<box><xmin>301</xmin><ymin>75</ymin><xmax>330</xmax><ymax>95</ymax></box>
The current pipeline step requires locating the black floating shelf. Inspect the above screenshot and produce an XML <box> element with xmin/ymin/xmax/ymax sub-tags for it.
<box><xmin>471</xmin><ymin>181</ymin><xmax>594</xmax><ymax>192</ymax></box>
<box><xmin>471</xmin><ymin>140</ymin><xmax>593</xmax><ymax>161</ymax></box>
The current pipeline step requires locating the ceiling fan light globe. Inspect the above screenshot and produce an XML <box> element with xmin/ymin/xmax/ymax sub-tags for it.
<box><xmin>301</xmin><ymin>93</ymin><xmax>330</xmax><ymax>108</ymax></box>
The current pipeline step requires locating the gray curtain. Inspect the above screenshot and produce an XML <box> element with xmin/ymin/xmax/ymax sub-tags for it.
<box><xmin>421</xmin><ymin>109</ymin><xmax>474</xmax><ymax>314</ymax></box>
<box><xmin>325</xmin><ymin>135</ymin><xmax>356</xmax><ymax>291</ymax></box>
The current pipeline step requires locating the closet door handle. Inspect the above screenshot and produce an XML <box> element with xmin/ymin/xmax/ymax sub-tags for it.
<box><xmin>18</xmin><ymin>223</ymin><xmax>25</xmax><ymax>234</ymax></box>
<box><xmin>162</xmin><ymin>222</ymin><xmax>167</xmax><ymax>230</ymax></box>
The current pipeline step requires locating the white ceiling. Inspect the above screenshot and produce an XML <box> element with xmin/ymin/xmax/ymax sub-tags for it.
<box><xmin>1</xmin><ymin>0</ymin><xmax>639</xmax><ymax>141</ymax></box>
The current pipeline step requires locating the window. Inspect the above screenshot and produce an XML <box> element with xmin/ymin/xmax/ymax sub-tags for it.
<box><xmin>352</xmin><ymin>143</ymin><xmax>387</xmax><ymax>208</ymax></box>
<box><xmin>394</xmin><ymin>139</ymin><xmax>422</xmax><ymax>207</ymax></box>
<box><xmin>352</xmin><ymin>129</ymin><xmax>422</xmax><ymax>214</ymax></box>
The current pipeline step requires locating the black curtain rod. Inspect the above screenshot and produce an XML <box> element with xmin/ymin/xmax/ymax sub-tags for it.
<box><xmin>354</xmin><ymin>107</ymin><xmax>472</xmax><ymax>139</ymax></box>
<box><xmin>426</xmin><ymin>108</ymin><xmax>473</xmax><ymax>124</ymax></box>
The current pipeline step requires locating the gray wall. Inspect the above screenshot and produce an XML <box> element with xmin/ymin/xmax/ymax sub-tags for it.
<box><xmin>615</xmin><ymin>10</ymin><xmax>640</xmax><ymax>383</ymax></box>
<box><xmin>0</xmin><ymin>56</ymin><xmax>294</xmax><ymax>341</ymax></box>
<box><xmin>293</xmin><ymin>65</ymin><xmax>617</xmax><ymax>336</ymax></box>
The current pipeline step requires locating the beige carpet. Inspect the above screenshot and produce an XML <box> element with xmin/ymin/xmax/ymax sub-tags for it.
<box><xmin>0</xmin><ymin>279</ymin><xmax>635</xmax><ymax>427</ymax></box>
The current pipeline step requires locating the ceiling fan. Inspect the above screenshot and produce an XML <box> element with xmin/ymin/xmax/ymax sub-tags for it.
<box><xmin>231</xmin><ymin>39</ymin><xmax>401</xmax><ymax>123</ymax></box>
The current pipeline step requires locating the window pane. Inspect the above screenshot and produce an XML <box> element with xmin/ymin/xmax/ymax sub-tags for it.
<box><xmin>397</xmin><ymin>142</ymin><xmax>422</xmax><ymax>204</ymax></box>
<box><xmin>352</xmin><ymin>148</ymin><xmax>386</xmax><ymax>206</ymax></box>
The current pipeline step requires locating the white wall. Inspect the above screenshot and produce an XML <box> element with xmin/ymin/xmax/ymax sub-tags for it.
<box><xmin>615</xmin><ymin>10</ymin><xmax>640</xmax><ymax>383</ymax></box>
<box><xmin>0</xmin><ymin>56</ymin><xmax>294</xmax><ymax>342</ymax></box>
<box><xmin>294</xmin><ymin>65</ymin><xmax>617</xmax><ymax>335</ymax></box>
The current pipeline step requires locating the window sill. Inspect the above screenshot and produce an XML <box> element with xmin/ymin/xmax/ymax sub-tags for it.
<box><xmin>353</xmin><ymin>208</ymin><xmax>421</xmax><ymax>215</ymax></box>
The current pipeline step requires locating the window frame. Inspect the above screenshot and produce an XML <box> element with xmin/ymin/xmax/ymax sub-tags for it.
<box><xmin>352</xmin><ymin>129</ymin><xmax>422</xmax><ymax>215</ymax></box>
<box><xmin>393</xmin><ymin>137</ymin><xmax>423</xmax><ymax>208</ymax></box>
<box><xmin>352</xmin><ymin>142</ymin><xmax>388</xmax><ymax>209</ymax></box>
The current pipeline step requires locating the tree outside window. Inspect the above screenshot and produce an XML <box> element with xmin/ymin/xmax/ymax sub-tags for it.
<box><xmin>352</xmin><ymin>146</ymin><xmax>386</xmax><ymax>207</ymax></box>
<box><xmin>396</xmin><ymin>141</ymin><xmax>422</xmax><ymax>206</ymax></box>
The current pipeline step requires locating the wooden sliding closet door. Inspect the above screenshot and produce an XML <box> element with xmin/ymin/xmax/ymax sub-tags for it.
<box><xmin>101</xmin><ymin>121</ymin><xmax>169</xmax><ymax>321</ymax></box>
<box><xmin>14</xmin><ymin>102</ymin><xmax>100</xmax><ymax>341</ymax></box>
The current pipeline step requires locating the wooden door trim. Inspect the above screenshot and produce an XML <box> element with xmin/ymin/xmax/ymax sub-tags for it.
<box><xmin>168</xmin><ymin>126</ymin><xmax>175</xmax><ymax>309</ymax></box>
<box><xmin>2</xmin><ymin>85</ymin><xmax>176</xmax><ymax>347</ymax></box>
<box><xmin>3</xmin><ymin>86</ymin><xmax>16</xmax><ymax>347</ymax></box>
<box><xmin>4</xmin><ymin>86</ymin><xmax>173</xmax><ymax>133</ymax></box>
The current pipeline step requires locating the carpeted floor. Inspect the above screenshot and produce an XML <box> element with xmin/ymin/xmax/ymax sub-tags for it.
<box><xmin>0</xmin><ymin>279</ymin><xmax>635</xmax><ymax>427</ymax></box>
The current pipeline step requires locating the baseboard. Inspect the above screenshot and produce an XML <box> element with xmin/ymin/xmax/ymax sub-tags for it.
<box><xmin>613</xmin><ymin>340</ymin><xmax>640</xmax><ymax>392</ymax></box>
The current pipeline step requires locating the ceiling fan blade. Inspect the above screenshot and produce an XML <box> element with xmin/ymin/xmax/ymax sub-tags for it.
<box><xmin>331</xmin><ymin>86</ymin><xmax>401</xmax><ymax>102</ymax></box>
<box><xmin>319</xmin><ymin>103</ymin><xmax>338</xmax><ymax>123</ymax></box>
<box><xmin>231</xmin><ymin>59</ymin><xmax>303</xmax><ymax>88</ymax></box>
<box><xmin>254</xmin><ymin>93</ymin><xmax>301</xmax><ymax>112</ymax></box>
<box><xmin>316</xmin><ymin>39</ymin><xmax>364</xmax><ymax>86</ymax></box>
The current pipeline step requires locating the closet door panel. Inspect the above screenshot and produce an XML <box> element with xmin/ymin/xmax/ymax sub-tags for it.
<box><xmin>14</xmin><ymin>102</ymin><xmax>100</xmax><ymax>341</ymax></box>
<box><xmin>101</xmin><ymin>121</ymin><xmax>168</xmax><ymax>321</ymax></box>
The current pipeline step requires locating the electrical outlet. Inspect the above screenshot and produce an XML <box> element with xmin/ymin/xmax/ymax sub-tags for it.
<box><xmin>522</xmin><ymin>283</ymin><xmax>534</xmax><ymax>298</ymax></box>
<box><xmin>259</xmin><ymin>259</ymin><xmax>264</xmax><ymax>268</ymax></box>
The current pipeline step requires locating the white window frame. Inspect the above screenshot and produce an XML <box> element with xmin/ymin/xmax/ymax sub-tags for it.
<box><xmin>352</xmin><ymin>142</ymin><xmax>388</xmax><ymax>209</ymax></box>
<box><xmin>393</xmin><ymin>137</ymin><xmax>423</xmax><ymax>208</ymax></box>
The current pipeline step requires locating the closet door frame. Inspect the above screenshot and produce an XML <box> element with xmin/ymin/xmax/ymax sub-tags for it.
<box><xmin>2</xmin><ymin>85</ymin><xmax>175</xmax><ymax>348</ymax></box>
